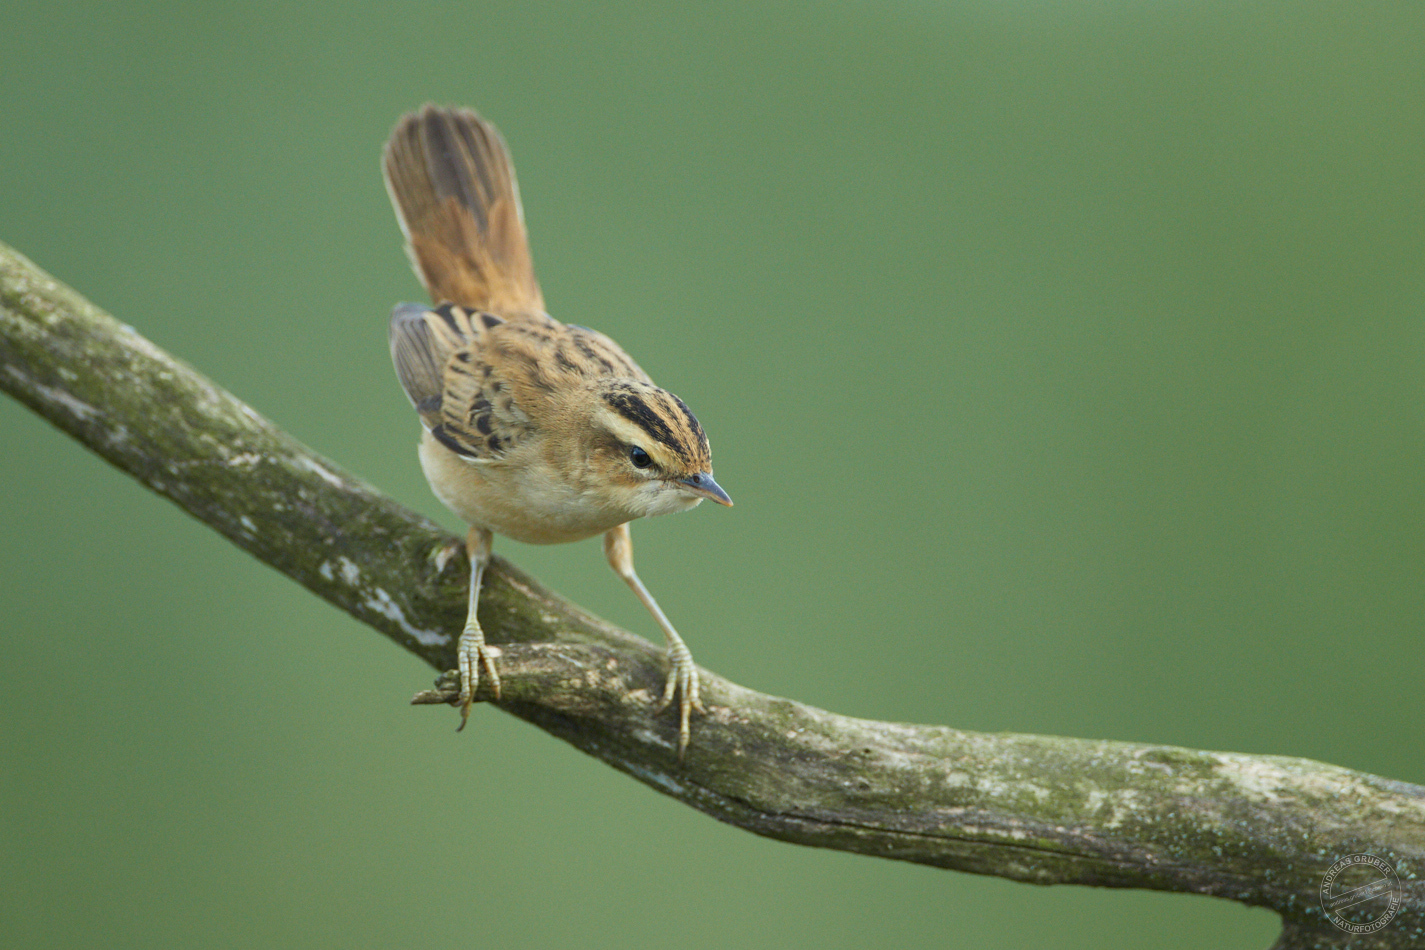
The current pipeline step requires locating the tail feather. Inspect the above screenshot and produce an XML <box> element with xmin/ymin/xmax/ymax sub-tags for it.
<box><xmin>383</xmin><ymin>104</ymin><xmax>544</xmax><ymax>315</ymax></box>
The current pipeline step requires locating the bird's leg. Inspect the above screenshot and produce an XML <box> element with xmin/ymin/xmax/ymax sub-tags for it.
<box><xmin>604</xmin><ymin>523</ymin><xmax>704</xmax><ymax>758</ymax></box>
<box><xmin>456</xmin><ymin>525</ymin><xmax>500</xmax><ymax>729</ymax></box>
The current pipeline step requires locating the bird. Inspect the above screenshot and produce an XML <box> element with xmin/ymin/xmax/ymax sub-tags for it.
<box><xmin>382</xmin><ymin>104</ymin><xmax>731</xmax><ymax>756</ymax></box>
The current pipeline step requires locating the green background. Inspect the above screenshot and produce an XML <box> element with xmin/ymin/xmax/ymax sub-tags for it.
<box><xmin>3</xmin><ymin>3</ymin><xmax>1421</xmax><ymax>948</ymax></box>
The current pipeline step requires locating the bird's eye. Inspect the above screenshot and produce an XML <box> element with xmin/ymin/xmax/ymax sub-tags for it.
<box><xmin>629</xmin><ymin>446</ymin><xmax>653</xmax><ymax>469</ymax></box>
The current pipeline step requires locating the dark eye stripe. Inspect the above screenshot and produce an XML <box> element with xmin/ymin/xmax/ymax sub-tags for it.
<box><xmin>668</xmin><ymin>393</ymin><xmax>706</xmax><ymax>450</ymax></box>
<box><xmin>604</xmin><ymin>390</ymin><xmax>675</xmax><ymax>448</ymax></box>
<box><xmin>601</xmin><ymin>384</ymin><xmax>710</xmax><ymax>470</ymax></box>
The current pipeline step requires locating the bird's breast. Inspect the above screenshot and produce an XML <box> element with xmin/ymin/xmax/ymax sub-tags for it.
<box><xmin>417</xmin><ymin>430</ymin><xmax>626</xmax><ymax>544</ymax></box>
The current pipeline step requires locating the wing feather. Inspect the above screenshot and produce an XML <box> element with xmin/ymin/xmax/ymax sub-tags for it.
<box><xmin>388</xmin><ymin>303</ymin><xmax>535</xmax><ymax>461</ymax></box>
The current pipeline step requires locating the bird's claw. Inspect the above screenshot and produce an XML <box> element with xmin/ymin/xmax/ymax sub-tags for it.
<box><xmin>655</xmin><ymin>650</ymin><xmax>703</xmax><ymax>759</ymax></box>
<box><xmin>455</xmin><ymin>626</ymin><xmax>501</xmax><ymax>731</ymax></box>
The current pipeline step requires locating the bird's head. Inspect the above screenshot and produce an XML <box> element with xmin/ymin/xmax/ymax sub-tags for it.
<box><xmin>583</xmin><ymin>379</ymin><xmax>731</xmax><ymax>519</ymax></box>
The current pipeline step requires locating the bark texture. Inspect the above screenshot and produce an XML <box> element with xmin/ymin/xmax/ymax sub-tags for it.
<box><xmin>2</xmin><ymin>241</ymin><xmax>1421</xmax><ymax>949</ymax></box>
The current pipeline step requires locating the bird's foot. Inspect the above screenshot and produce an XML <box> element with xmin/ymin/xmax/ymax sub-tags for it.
<box><xmin>654</xmin><ymin>645</ymin><xmax>704</xmax><ymax>759</ymax></box>
<box><xmin>455</xmin><ymin>624</ymin><xmax>501</xmax><ymax>730</ymax></box>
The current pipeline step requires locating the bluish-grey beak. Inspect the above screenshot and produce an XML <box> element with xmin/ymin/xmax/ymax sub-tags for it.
<box><xmin>677</xmin><ymin>471</ymin><xmax>733</xmax><ymax>507</ymax></box>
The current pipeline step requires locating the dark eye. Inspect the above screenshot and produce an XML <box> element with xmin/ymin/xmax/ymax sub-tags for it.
<box><xmin>629</xmin><ymin>446</ymin><xmax>653</xmax><ymax>469</ymax></box>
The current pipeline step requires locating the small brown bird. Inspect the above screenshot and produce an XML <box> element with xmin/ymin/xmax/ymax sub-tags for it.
<box><xmin>383</xmin><ymin>104</ymin><xmax>730</xmax><ymax>754</ymax></box>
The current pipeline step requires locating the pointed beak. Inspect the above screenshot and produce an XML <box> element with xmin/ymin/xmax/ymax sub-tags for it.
<box><xmin>676</xmin><ymin>471</ymin><xmax>733</xmax><ymax>507</ymax></box>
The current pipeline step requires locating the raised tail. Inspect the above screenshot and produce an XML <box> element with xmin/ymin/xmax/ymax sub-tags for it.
<box><xmin>382</xmin><ymin>104</ymin><xmax>544</xmax><ymax>315</ymax></box>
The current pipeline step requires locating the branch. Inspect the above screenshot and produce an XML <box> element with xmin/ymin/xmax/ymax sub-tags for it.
<box><xmin>3</xmin><ymin>241</ymin><xmax>1421</xmax><ymax>949</ymax></box>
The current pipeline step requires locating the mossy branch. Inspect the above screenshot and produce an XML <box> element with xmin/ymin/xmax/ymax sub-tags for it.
<box><xmin>2</xmin><ymin>241</ymin><xmax>1421</xmax><ymax>950</ymax></box>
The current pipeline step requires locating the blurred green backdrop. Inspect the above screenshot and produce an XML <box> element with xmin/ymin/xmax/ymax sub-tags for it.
<box><xmin>3</xmin><ymin>2</ymin><xmax>1422</xmax><ymax>948</ymax></box>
